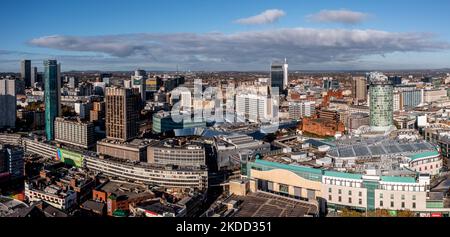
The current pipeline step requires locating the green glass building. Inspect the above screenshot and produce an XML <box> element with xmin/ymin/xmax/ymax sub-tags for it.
<box><xmin>44</xmin><ymin>60</ymin><xmax>60</xmax><ymax>140</ymax></box>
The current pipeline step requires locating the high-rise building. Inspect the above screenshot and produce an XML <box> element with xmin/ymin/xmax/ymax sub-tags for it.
<box><xmin>1</xmin><ymin>145</ymin><xmax>24</xmax><ymax>180</ymax></box>
<box><xmin>283</xmin><ymin>58</ymin><xmax>288</xmax><ymax>90</ymax></box>
<box><xmin>352</xmin><ymin>77</ymin><xmax>367</xmax><ymax>101</ymax></box>
<box><xmin>368</xmin><ymin>72</ymin><xmax>394</xmax><ymax>132</ymax></box>
<box><xmin>270</xmin><ymin>62</ymin><xmax>284</xmax><ymax>95</ymax></box>
<box><xmin>323</xmin><ymin>78</ymin><xmax>340</xmax><ymax>90</ymax></box>
<box><xmin>236</xmin><ymin>93</ymin><xmax>272</xmax><ymax>123</ymax></box>
<box><xmin>20</xmin><ymin>60</ymin><xmax>31</xmax><ymax>87</ymax></box>
<box><xmin>131</xmin><ymin>69</ymin><xmax>147</xmax><ymax>102</ymax></box>
<box><xmin>0</xmin><ymin>79</ymin><xmax>16</xmax><ymax>128</ymax></box>
<box><xmin>68</xmin><ymin>77</ymin><xmax>79</xmax><ymax>89</ymax></box>
<box><xmin>31</xmin><ymin>67</ymin><xmax>38</xmax><ymax>87</ymax></box>
<box><xmin>105</xmin><ymin>87</ymin><xmax>140</xmax><ymax>141</ymax></box>
<box><xmin>388</xmin><ymin>76</ymin><xmax>402</xmax><ymax>86</ymax></box>
<box><xmin>288</xmin><ymin>101</ymin><xmax>315</xmax><ymax>121</ymax></box>
<box><xmin>44</xmin><ymin>60</ymin><xmax>61</xmax><ymax>140</ymax></box>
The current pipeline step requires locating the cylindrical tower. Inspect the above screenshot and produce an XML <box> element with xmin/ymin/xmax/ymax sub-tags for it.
<box><xmin>368</xmin><ymin>72</ymin><xmax>393</xmax><ymax>132</ymax></box>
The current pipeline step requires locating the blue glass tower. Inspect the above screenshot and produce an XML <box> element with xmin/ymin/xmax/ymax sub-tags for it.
<box><xmin>44</xmin><ymin>60</ymin><xmax>60</xmax><ymax>140</ymax></box>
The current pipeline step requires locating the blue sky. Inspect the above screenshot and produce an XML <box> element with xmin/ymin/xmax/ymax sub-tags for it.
<box><xmin>1</xmin><ymin>0</ymin><xmax>450</xmax><ymax>71</ymax></box>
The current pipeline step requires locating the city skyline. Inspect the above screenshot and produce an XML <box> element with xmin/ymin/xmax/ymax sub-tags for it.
<box><xmin>1</xmin><ymin>0</ymin><xmax>450</xmax><ymax>72</ymax></box>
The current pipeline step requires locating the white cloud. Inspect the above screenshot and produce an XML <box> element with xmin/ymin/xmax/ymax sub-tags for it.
<box><xmin>307</xmin><ymin>9</ymin><xmax>369</xmax><ymax>24</ymax></box>
<box><xmin>234</xmin><ymin>9</ymin><xmax>286</xmax><ymax>25</ymax></box>
<box><xmin>26</xmin><ymin>28</ymin><xmax>449</xmax><ymax>70</ymax></box>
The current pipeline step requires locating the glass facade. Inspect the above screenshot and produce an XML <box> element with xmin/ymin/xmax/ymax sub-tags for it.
<box><xmin>369</xmin><ymin>78</ymin><xmax>393</xmax><ymax>131</ymax></box>
<box><xmin>402</xmin><ymin>90</ymin><xmax>422</xmax><ymax>109</ymax></box>
<box><xmin>44</xmin><ymin>60</ymin><xmax>59</xmax><ymax>140</ymax></box>
<box><xmin>270</xmin><ymin>64</ymin><xmax>284</xmax><ymax>94</ymax></box>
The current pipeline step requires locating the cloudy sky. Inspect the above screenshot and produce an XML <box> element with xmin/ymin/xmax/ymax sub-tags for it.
<box><xmin>1</xmin><ymin>0</ymin><xmax>450</xmax><ymax>72</ymax></box>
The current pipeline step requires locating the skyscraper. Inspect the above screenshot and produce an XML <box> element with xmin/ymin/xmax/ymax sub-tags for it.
<box><xmin>352</xmin><ymin>76</ymin><xmax>367</xmax><ymax>101</ymax></box>
<box><xmin>44</xmin><ymin>60</ymin><xmax>61</xmax><ymax>140</ymax></box>
<box><xmin>270</xmin><ymin>62</ymin><xmax>284</xmax><ymax>95</ymax></box>
<box><xmin>368</xmin><ymin>72</ymin><xmax>394</xmax><ymax>132</ymax></box>
<box><xmin>31</xmin><ymin>67</ymin><xmax>38</xmax><ymax>87</ymax></box>
<box><xmin>131</xmin><ymin>69</ymin><xmax>147</xmax><ymax>102</ymax></box>
<box><xmin>283</xmin><ymin>58</ymin><xmax>288</xmax><ymax>90</ymax></box>
<box><xmin>20</xmin><ymin>60</ymin><xmax>31</xmax><ymax>87</ymax></box>
<box><xmin>105</xmin><ymin>87</ymin><xmax>140</xmax><ymax>141</ymax></box>
<box><xmin>0</xmin><ymin>79</ymin><xmax>16</xmax><ymax>128</ymax></box>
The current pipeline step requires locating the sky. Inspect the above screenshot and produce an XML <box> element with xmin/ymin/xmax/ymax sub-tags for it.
<box><xmin>1</xmin><ymin>0</ymin><xmax>450</xmax><ymax>72</ymax></box>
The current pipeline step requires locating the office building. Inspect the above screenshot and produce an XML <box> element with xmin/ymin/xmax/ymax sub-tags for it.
<box><xmin>54</xmin><ymin>117</ymin><xmax>96</xmax><ymax>149</ymax></box>
<box><xmin>423</xmin><ymin>88</ymin><xmax>447</xmax><ymax>103</ymax></box>
<box><xmin>0</xmin><ymin>79</ymin><xmax>16</xmax><ymax>128</ymax></box>
<box><xmin>31</xmin><ymin>67</ymin><xmax>38</xmax><ymax>87</ymax></box>
<box><xmin>105</xmin><ymin>87</ymin><xmax>140</xmax><ymax>141</ymax></box>
<box><xmin>0</xmin><ymin>145</ymin><xmax>24</xmax><ymax>180</ymax></box>
<box><xmin>236</xmin><ymin>93</ymin><xmax>272</xmax><ymax>123</ymax></box>
<box><xmin>283</xmin><ymin>58</ymin><xmax>288</xmax><ymax>90</ymax></box>
<box><xmin>402</xmin><ymin>89</ymin><xmax>422</xmax><ymax>109</ymax></box>
<box><xmin>288</xmin><ymin>101</ymin><xmax>315</xmax><ymax>121</ymax></box>
<box><xmin>147</xmin><ymin>138</ymin><xmax>206</xmax><ymax>167</ymax></box>
<box><xmin>146</xmin><ymin>76</ymin><xmax>162</xmax><ymax>92</ymax></box>
<box><xmin>323</xmin><ymin>78</ymin><xmax>340</xmax><ymax>90</ymax></box>
<box><xmin>152</xmin><ymin>111</ymin><xmax>206</xmax><ymax>134</ymax></box>
<box><xmin>74</xmin><ymin>101</ymin><xmax>93</xmax><ymax>120</ymax></box>
<box><xmin>44</xmin><ymin>60</ymin><xmax>61</xmax><ymax>140</ymax></box>
<box><xmin>388</xmin><ymin>76</ymin><xmax>402</xmax><ymax>86</ymax></box>
<box><xmin>90</xmin><ymin>101</ymin><xmax>105</xmax><ymax>123</ymax></box>
<box><xmin>68</xmin><ymin>77</ymin><xmax>79</xmax><ymax>89</ymax></box>
<box><xmin>368</xmin><ymin>72</ymin><xmax>393</xmax><ymax>132</ymax></box>
<box><xmin>20</xmin><ymin>60</ymin><xmax>31</xmax><ymax>87</ymax></box>
<box><xmin>352</xmin><ymin>77</ymin><xmax>367</xmax><ymax>101</ymax></box>
<box><xmin>270</xmin><ymin>62</ymin><xmax>284</xmax><ymax>95</ymax></box>
<box><xmin>97</xmin><ymin>138</ymin><xmax>151</xmax><ymax>162</ymax></box>
<box><xmin>131</xmin><ymin>69</ymin><xmax>147</xmax><ymax>102</ymax></box>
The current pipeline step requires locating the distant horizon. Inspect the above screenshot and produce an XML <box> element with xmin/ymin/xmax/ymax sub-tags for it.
<box><xmin>2</xmin><ymin>67</ymin><xmax>450</xmax><ymax>74</ymax></box>
<box><xmin>1</xmin><ymin>0</ymin><xmax>450</xmax><ymax>71</ymax></box>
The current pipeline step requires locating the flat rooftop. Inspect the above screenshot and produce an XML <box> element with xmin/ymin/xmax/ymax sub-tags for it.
<box><xmin>231</xmin><ymin>192</ymin><xmax>318</xmax><ymax>217</ymax></box>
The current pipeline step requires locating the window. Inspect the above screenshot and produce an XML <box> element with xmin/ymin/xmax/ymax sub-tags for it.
<box><xmin>391</xmin><ymin>202</ymin><xmax>394</xmax><ymax>208</ymax></box>
<box><xmin>401</xmin><ymin>202</ymin><xmax>405</xmax><ymax>208</ymax></box>
<box><xmin>338</xmin><ymin>196</ymin><xmax>342</xmax><ymax>202</ymax></box>
<box><xmin>329</xmin><ymin>195</ymin><xmax>332</xmax><ymax>201</ymax></box>
<box><xmin>380</xmin><ymin>201</ymin><xmax>383</xmax><ymax>207</ymax></box>
<box><xmin>359</xmin><ymin>199</ymin><xmax>362</xmax><ymax>205</ymax></box>
<box><xmin>390</xmin><ymin>194</ymin><xmax>394</xmax><ymax>199</ymax></box>
<box><xmin>338</xmin><ymin>189</ymin><xmax>342</xmax><ymax>195</ymax></box>
<box><xmin>328</xmin><ymin>188</ymin><xmax>332</xmax><ymax>193</ymax></box>
<box><xmin>279</xmin><ymin>184</ymin><xmax>289</xmax><ymax>194</ymax></box>
<box><xmin>412</xmin><ymin>195</ymin><xmax>416</xmax><ymax>201</ymax></box>
<box><xmin>348</xmin><ymin>197</ymin><xmax>352</xmax><ymax>204</ymax></box>
<box><xmin>412</xmin><ymin>202</ymin><xmax>416</xmax><ymax>209</ymax></box>
<box><xmin>379</xmin><ymin>193</ymin><xmax>383</xmax><ymax>199</ymax></box>
<box><xmin>348</xmin><ymin>190</ymin><xmax>352</xmax><ymax>195</ymax></box>
<box><xmin>401</xmin><ymin>195</ymin><xmax>405</xmax><ymax>200</ymax></box>
<box><xmin>359</xmin><ymin>191</ymin><xmax>362</xmax><ymax>197</ymax></box>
